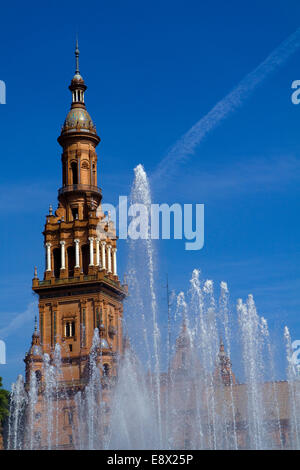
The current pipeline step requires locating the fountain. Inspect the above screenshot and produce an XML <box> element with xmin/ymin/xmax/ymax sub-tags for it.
<box><xmin>6</xmin><ymin>164</ymin><xmax>300</xmax><ymax>450</ymax></box>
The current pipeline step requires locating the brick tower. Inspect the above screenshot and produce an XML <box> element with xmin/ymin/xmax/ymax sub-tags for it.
<box><xmin>24</xmin><ymin>42</ymin><xmax>127</xmax><ymax>448</ymax></box>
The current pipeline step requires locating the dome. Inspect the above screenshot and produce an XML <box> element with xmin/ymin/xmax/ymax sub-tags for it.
<box><xmin>62</xmin><ymin>107</ymin><xmax>96</xmax><ymax>133</ymax></box>
<box><xmin>58</xmin><ymin>42</ymin><xmax>100</xmax><ymax>145</ymax></box>
<box><xmin>72</xmin><ymin>73</ymin><xmax>84</xmax><ymax>82</ymax></box>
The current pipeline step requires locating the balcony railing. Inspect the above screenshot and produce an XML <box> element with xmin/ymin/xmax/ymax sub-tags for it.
<box><xmin>36</xmin><ymin>274</ymin><xmax>124</xmax><ymax>291</ymax></box>
<box><xmin>58</xmin><ymin>184</ymin><xmax>102</xmax><ymax>197</ymax></box>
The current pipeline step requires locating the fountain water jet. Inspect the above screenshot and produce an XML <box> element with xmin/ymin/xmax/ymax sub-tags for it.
<box><xmin>125</xmin><ymin>163</ymin><xmax>163</xmax><ymax>447</ymax></box>
<box><xmin>6</xmin><ymin>164</ymin><xmax>299</xmax><ymax>450</ymax></box>
<box><xmin>7</xmin><ymin>375</ymin><xmax>27</xmax><ymax>450</ymax></box>
<box><xmin>285</xmin><ymin>326</ymin><xmax>300</xmax><ymax>448</ymax></box>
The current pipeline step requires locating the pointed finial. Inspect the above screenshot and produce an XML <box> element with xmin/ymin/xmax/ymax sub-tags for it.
<box><xmin>32</xmin><ymin>314</ymin><xmax>40</xmax><ymax>342</ymax></box>
<box><xmin>34</xmin><ymin>266</ymin><xmax>38</xmax><ymax>279</ymax></box>
<box><xmin>49</xmin><ymin>204</ymin><xmax>53</xmax><ymax>216</ymax></box>
<box><xmin>75</xmin><ymin>36</ymin><xmax>80</xmax><ymax>75</ymax></box>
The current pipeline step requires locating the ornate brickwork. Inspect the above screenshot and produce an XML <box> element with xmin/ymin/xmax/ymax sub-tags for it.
<box><xmin>24</xmin><ymin>42</ymin><xmax>126</xmax><ymax>448</ymax></box>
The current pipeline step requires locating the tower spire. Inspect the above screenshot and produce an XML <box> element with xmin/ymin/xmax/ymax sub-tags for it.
<box><xmin>213</xmin><ymin>338</ymin><xmax>236</xmax><ymax>386</ymax></box>
<box><xmin>75</xmin><ymin>37</ymin><xmax>80</xmax><ymax>75</ymax></box>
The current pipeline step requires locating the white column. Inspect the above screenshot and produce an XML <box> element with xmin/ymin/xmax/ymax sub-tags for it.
<box><xmin>101</xmin><ymin>242</ymin><xmax>106</xmax><ymax>270</ymax></box>
<box><xmin>60</xmin><ymin>241</ymin><xmax>66</xmax><ymax>270</ymax></box>
<box><xmin>89</xmin><ymin>237</ymin><xmax>94</xmax><ymax>266</ymax></box>
<box><xmin>96</xmin><ymin>239</ymin><xmax>100</xmax><ymax>267</ymax></box>
<box><xmin>107</xmin><ymin>244</ymin><xmax>112</xmax><ymax>273</ymax></box>
<box><xmin>46</xmin><ymin>243</ymin><xmax>51</xmax><ymax>271</ymax></box>
<box><xmin>74</xmin><ymin>239</ymin><xmax>80</xmax><ymax>268</ymax></box>
<box><xmin>112</xmin><ymin>248</ymin><xmax>117</xmax><ymax>276</ymax></box>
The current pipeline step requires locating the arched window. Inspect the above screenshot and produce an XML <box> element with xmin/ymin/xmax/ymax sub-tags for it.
<box><xmin>72</xmin><ymin>207</ymin><xmax>78</xmax><ymax>220</ymax></box>
<box><xmin>103</xmin><ymin>363</ymin><xmax>110</xmax><ymax>377</ymax></box>
<box><xmin>65</xmin><ymin>321</ymin><xmax>75</xmax><ymax>338</ymax></box>
<box><xmin>64</xmin><ymin>408</ymin><xmax>74</xmax><ymax>426</ymax></box>
<box><xmin>92</xmin><ymin>162</ymin><xmax>96</xmax><ymax>185</ymax></box>
<box><xmin>53</xmin><ymin>248</ymin><xmax>60</xmax><ymax>279</ymax></box>
<box><xmin>35</xmin><ymin>370</ymin><xmax>42</xmax><ymax>383</ymax></box>
<box><xmin>71</xmin><ymin>162</ymin><xmax>78</xmax><ymax>185</ymax></box>
<box><xmin>81</xmin><ymin>244</ymin><xmax>89</xmax><ymax>275</ymax></box>
<box><xmin>67</xmin><ymin>245</ymin><xmax>75</xmax><ymax>278</ymax></box>
<box><xmin>81</xmin><ymin>160</ymin><xmax>89</xmax><ymax>185</ymax></box>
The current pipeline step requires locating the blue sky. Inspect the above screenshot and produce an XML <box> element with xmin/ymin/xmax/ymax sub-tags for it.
<box><xmin>0</xmin><ymin>0</ymin><xmax>300</xmax><ymax>388</ymax></box>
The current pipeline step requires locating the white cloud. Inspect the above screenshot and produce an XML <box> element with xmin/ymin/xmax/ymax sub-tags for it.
<box><xmin>0</xmin><ymin>301</ymin><xmax>37</xmax><ymax>339</ymax></box>
<box><xmin>153</xmin><ymin>26</ymin><xmax>300</xmax><ymax>185</ymax></box>
<box><xmin>166</xmin><ymin>154</ymin><xmax>300</xmax><ymax>200</ymax></box>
